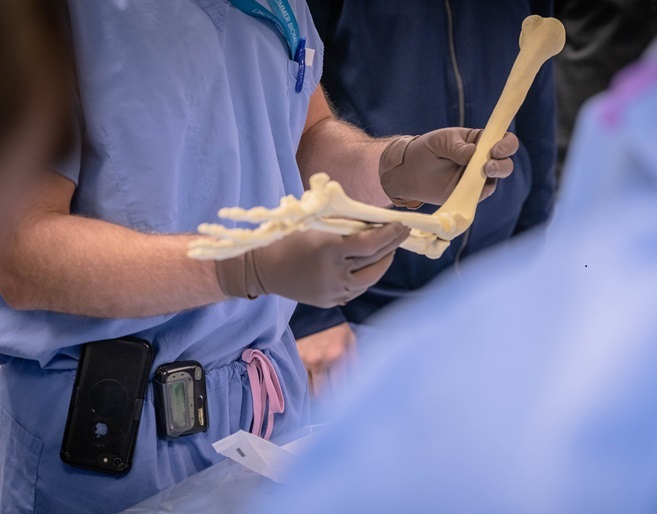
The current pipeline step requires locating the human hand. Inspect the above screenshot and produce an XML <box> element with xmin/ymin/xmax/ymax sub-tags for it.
<box><xmin>379</xmin><ymin>128</ymin><xmax>520</xmax><ymax>208</ymax></box>
<box><xmin>296</xmin><ymin>323</ymin><xmax>357</xmax><ymax>399</ymax></box>
<box><xmin>216</xmin><ymin>223</ymin><xmax>410</xmax><ymax>308</ymax></box>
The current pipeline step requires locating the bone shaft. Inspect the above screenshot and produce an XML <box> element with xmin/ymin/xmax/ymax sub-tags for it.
<box><xmin>435</xmin><ymin>42</ymin><xmax>550</xmax><ymax>229</ymax></box>
<box><xmin>477</xmin><ymin>51</ymin><xmax>544</xmax><ymax>153</ymax></box>
<box><xmin>306</xmin><ymin>218</ymin><xmax>370</xmax><ymax>235</ymax></box>
<box><xmin>328</xmin><ymin>195</ymin><xmax>453</xmax><ymax>236</ymax></box>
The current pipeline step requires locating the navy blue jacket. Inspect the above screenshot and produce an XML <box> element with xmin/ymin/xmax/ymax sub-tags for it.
<box><xmin>291</xmin><ymin>0</ymin><xmax>556</xmax><ymax>338</ymax></box>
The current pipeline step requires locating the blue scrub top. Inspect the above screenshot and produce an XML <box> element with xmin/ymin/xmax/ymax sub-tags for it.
<box><xmin>0</xmin><ymin>0</ymin><xmax>323</xmax><ymax>371</ymax></box>
<box><xmin>253</xmin><ymin>45</ymin><xmax>657</xmax><ymax>513</ymax></box>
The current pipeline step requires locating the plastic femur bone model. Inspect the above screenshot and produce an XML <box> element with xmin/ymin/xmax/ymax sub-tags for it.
<box><xmin>189</xmin><ymin>16</ymin><xmax>566</xmax><ymax>262</ymax></box>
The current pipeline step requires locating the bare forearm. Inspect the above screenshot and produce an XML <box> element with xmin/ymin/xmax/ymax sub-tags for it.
<box><xmin>297</xmin><ymin>87</ymin><xmax>392</xmax><ymax>207</ymax></box>
<box><xmin>0</xmin><ymin>214</ymin><xmax>226</xmax><ymax>318</ymax></box>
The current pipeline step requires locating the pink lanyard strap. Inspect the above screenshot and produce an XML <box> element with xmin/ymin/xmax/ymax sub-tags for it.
<box><xmin>242</xmin><ymin>348</ymin><xmax>285</xmax><ymax>440</ymax></box>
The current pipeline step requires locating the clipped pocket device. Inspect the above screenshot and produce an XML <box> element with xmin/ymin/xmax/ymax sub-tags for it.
<box><xmin>153</xmin><ymin>360</ymin><xmax>208</xmax><ymax>439</ymax></box>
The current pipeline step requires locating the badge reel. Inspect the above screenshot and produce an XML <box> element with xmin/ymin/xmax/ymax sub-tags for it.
<box><xmin>154</xmin><ymin>361</ymin><xmax>208</xmax><ymax>439</ymax></box>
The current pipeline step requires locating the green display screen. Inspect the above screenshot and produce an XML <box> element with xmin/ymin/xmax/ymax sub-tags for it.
<box><xmin>167</xmin><ymin>380</ymin><xmax>190</xmax><ymax>431</ymax></box>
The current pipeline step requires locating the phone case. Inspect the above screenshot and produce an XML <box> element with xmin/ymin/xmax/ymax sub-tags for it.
<box><xmin>60</xmin><ymin>337</ymin><xmax>153</xmax><ymax>474</ymax></box>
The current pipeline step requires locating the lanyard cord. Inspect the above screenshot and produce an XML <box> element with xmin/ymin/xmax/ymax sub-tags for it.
<box><xmin>228</xmin><ymin>0</ymin><xmax>301</xmax><ymax>59</ymax></box>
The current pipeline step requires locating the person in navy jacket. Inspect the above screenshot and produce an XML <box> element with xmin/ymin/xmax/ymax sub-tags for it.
<box><xmin>291</xmin><ymin>0</ymin><xmax>556</xmax><ymax>396</ymax></box>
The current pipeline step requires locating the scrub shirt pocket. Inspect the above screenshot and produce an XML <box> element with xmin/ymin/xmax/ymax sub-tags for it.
<box><xmin>287</xmin><ymin>59</ymin><xmax>314</xmax><ymax>96</ymax></box>
<box><xmin>0</xmin><ymin>404</ymin><xmax>43</xmax><ymax>513</ymax></box>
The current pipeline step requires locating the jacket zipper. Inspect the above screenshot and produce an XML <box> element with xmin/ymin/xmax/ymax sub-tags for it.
<box><xmin>444</xmin><ymin>0</ymin><xmax>465</xmax><ymax>127</ymax></box>
<box><xmin>444</xmin><ymin>0</ymin><xmax>471</xmax><ymax>270</ymax></box>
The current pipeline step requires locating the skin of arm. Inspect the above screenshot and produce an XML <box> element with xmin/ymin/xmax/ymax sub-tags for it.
<box><xmin>0</xmin><ymin>171</ymin><xmax>227</xmax><ymax>317</ymax></box>
<box><xmin>297</xmin><ymin>85</ymin><xmax>393</xmax><ymax>207</ymax></box>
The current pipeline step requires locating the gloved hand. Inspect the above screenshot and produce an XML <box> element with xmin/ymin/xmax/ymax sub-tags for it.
<box><xmin>379</xmin><ymin>128</ymin><xmax>520</xmax><ymax>208</ymax></box>
<box><xmin>216</xmin><ymin>223</ymin><xmax>410</xmax><ymax>308</ymax></box>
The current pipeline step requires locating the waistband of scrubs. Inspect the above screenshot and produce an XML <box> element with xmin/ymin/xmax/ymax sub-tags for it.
<box><xmin>145</xmin><ymin>342</ymin><xmax>286</xmax><ymax>441</ymax></box>
<box><xmin>2</xmin><ymin>336</ymin><xmax>290</xmax><ymax>442</ymax></box>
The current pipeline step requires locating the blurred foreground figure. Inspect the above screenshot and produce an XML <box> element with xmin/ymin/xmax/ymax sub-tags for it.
<box><xmin>0</xmin><ymin>0</ymin><xmax>69</xmax><ymax>203</ymax></box>
<box><xmin>255</xmin><ymin>44</ymin><xmax>657</xmax><ymax>513</ymax></box>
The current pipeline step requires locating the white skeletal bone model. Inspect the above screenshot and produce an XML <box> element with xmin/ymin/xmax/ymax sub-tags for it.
<box><xmin>188</xmin><ymin>15</ymin><xmax>566</xmax><ymax>262</ymax></box>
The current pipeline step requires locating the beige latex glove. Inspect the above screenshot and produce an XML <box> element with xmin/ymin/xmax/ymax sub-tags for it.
<box><xmin>216</xmin><ymin>224</ymin><xmax>410</xmax><ymax>308</ymax></box>
<box><xmin>379</xmin><ymin>128</ymin><xmax>520</xmax><ymax>208</ymax></box>
<box><xmin>296</xmin><ymin>323</ymin><xmax>357</xmax><ymax>399</ymax></box>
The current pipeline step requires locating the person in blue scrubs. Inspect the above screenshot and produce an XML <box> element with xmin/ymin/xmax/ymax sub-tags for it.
<box><xmin>0</xmin><ymin>1</ymin><xmax>519</xmax><ymax>512</ymax></box>
<box><xmin>257</xmin><ymin>44</ymin><xmax>657</xmax><ymax>513</ymax></box>
<box><xmin>290</xmin><ymin>0</ymin><xmax>556</xmax><ymax>397</ymax></box>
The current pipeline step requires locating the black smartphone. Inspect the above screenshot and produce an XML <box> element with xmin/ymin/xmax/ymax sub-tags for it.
<box><xmin>60</xmin><ymin>337</ymin><xmax>153</xmax><ymax>474</ymax></box>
